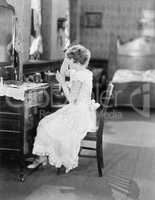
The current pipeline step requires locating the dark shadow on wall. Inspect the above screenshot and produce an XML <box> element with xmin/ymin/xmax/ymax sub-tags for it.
<box><xmin>41</xmin><ymin>0</ymin><xmax>52</xmax><ymax>59</ymax></box>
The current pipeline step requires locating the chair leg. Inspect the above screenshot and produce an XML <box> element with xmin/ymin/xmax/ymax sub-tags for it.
<box><xmin>96</xmin><ymin>142</ymin><xmax>103</xmax><ymax>177</ymax></box>
<box><xmin>100</xmin><ymin>142</ymin><xmax>104</xmax><ymax>169</ymax></box>
<box><xmin>101</xmin><ymin>155</ymin><xmax>104</xmax><ymax>169</ymax></box>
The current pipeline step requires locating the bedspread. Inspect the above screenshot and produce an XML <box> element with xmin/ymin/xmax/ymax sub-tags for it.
<box><xmin>112</xmin><ymin>69</ymin><xmax>155</xmax><ymax>83</ymax></box>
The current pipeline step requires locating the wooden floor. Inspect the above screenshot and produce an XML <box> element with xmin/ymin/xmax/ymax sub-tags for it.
<box><xmin>0</xmin><ymin>109</ymin><xmax>155</xmax><ymax>200</ymax></box>
<box><xmin>103</xmin><ymin>109</ymin><xmax>155</xmax><ymax>200</ymax></box>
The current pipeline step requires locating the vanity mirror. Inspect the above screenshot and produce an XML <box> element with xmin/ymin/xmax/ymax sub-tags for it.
<box><xmin>0</xmin><ymin>0</ymin><xmax>18</xmax><ymax>80</ymax></box>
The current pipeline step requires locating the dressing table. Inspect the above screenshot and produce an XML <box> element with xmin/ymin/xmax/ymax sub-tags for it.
<box><xmin>0</xmin><ymin>81</ymin><xmax>50</xmax><ymax>153</ymax></box>
<box><xmin>0</xmin><ymin>81</ymin><xmax>50</xmax><ymax>181</ymax></box>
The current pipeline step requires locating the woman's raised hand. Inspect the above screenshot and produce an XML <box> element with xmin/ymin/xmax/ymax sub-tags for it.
<box><xmin>56</xmin><ymin>71</ymin><xmax>65</xmax><ymax>85</ymax></box>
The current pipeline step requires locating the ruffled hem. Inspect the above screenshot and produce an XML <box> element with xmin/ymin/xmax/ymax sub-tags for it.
<box><xmin>33</xmin><ymin>144</ymin><xmax>79</xmax><ymax>173</ymax></box>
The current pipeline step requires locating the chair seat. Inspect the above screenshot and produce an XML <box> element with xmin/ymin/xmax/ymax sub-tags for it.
<box><xmin>84</xmin><ymin>132</ymin><xmax>97</xmax><ymax>141</ymax></box>
<box><xmin>79</xmin><ymin>113</ymin><xmax>104</xmax><ymax>177</ymax></box>
<box><xmin>83</xmin><ymin>126</ymin><xmax>98</xmax><ymax>141</ymax></box>
<box><xmin>87</xmin><ymin>126</ymin><xmax>98</xmax><ymax>132</ymax></box>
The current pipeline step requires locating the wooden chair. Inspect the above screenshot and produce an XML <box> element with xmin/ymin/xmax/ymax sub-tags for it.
<box><xmin>79</xmin><ymin>82</ymin><xmax>114</xmax><ymax>177</ymax></box>
<box><xmin>56</xmin><ymin>82</ymin><xmax>114</xmax><ymax>176</ymax></box>
<box><xmin>56</xmin><ymin>108</ymin><xmax>104</xmax><ymax>177</ymax></box>
<box><xmin>47</xmin><ymin>81</ymin><xmax>114</xmax><ymax>177</ymax></box>
<box><xmin>79</xmin><ymin>108</ymin><xmax>104</xmax><ymax>177</ymax></box>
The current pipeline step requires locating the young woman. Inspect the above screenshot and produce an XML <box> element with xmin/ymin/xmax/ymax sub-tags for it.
<box><xmin>27</xmin><ymin>44</ymin><xmax>99</xmax><ymax>173</ymax></box>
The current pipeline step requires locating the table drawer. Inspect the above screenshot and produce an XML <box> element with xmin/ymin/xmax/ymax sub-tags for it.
<box><xmin>0</xmin><ymin>115</ymin><xmax>21</xmax><ymax>131</ymax></box>
<box><xmin>0</xmin><ymin>96</ymin><xmax>23</xmax><ymax>113</ymax></box>
<box><xmin>25</xmin><ymin>89</ymin><xmax>49</xmax><ymax>107</ymax></box>
<box><xmin>0</xmin><ymin>131</ymin><xmax>21</xmax><ymax>150</ymax></box>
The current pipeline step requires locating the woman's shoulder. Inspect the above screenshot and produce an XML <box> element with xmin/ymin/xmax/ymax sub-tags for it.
<box><xmin>76</xmin><ymin>69</ymin><xmax>92</xmax><ymax>76</ymax></box>
<box><xmin>75</xmin><ymin>69</ymin><xmax>92</xmax><ymax>81</ymax></box>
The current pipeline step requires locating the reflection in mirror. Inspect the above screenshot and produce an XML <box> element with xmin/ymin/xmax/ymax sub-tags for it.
<box><xmin>0</xmin><ymin>0</ymin><xmax>18</xmax><ymax>80</ymax></box>
<box><xmin>0</xmin><ymin>0</ymin><xmax>15</xmax><ymax>66</ymax></box>
<box><xmin>29</xmin><ymin>0</ymin><xmax>43</xmax><ymax>60</ymax></box>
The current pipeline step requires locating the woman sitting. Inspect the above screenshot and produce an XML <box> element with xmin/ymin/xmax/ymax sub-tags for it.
<box><xmin>27</xmin><ymin>44</ymin><xmax>99</xmax><ymax>173</ymax></box>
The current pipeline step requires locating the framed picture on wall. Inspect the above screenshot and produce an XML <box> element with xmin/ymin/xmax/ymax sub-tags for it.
<box><xmin>84</xmin><ymin>12</ymin><xmax>103</xmax><ymax>28</ymax></box>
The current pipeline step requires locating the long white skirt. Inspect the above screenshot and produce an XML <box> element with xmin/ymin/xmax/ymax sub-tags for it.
<box><xmin>32</xmin><ymin>103</ymin><xmax>92</xmax><ymax>173</ymax></box>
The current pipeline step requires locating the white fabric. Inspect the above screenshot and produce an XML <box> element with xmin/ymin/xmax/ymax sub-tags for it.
<box><xmin>31</xmin><ymin>0</ymin><xmax>42</xmax><ymax>27</ymax></box>
<box><xmin>0</xmin><ymin>83</ymin><xmax>47</xmax><ymax>101</ymax></box>
<box><xmin>30</xmin><ymin>0</ymin><xmax>43</xmax><ymax>56</ymax></box>
<box><xmin>117</xmin><ymin>37</ymin><xmax>155</xmax><ymax>56</ymax></box>
<box><xmin>33</xmin><ymin>69</ymin><xmax>99</xmax><ymax>172</ymax></box>
<box><xmin>31</xmin><ymin>0</ymin><xmax>41</xmax><ymax>12</ymax></box>
<box><xmin>30</xmin><ymin>35</ymin><xmax>43</xmax><ymax>55</ymax></box>
<box><xmin>112</xmin><ymin>69</ymin><xmax>155</xmax><ymax>83</ymax></box>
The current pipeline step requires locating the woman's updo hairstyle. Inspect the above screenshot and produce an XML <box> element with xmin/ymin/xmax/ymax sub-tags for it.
<box><xmin>65</xmin><ymin>44</ymin><xmax>91</xmax><ymax>66</ymax></box>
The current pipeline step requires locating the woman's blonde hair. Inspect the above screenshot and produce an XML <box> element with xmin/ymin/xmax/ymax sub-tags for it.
<box><xmin>65</xmin><ymin>44</ymin><xmax>91</xmax><ymax>66</ymax></box>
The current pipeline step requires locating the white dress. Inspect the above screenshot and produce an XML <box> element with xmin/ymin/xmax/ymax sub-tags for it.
<box><xmin>32</xmin><ymin>69</ymin><xmax>99</xmax><ymax>172</ymax></box>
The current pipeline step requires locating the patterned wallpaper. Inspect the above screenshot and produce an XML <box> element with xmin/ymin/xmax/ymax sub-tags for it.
<box><xmin>7</xmin><ymin>0</ymin><xmax>31</xmax><ymax>78</ymax></box>
<box><xmin>80</xmin><ymin>0</ymin><xmax>155</xmax><ymax>59</ymax></box>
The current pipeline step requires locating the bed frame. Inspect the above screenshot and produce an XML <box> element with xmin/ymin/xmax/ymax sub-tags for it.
<box><xmin>108</xmin><ymin>38</ymin><xmax>155</xmax><ymax>109</ymax></box>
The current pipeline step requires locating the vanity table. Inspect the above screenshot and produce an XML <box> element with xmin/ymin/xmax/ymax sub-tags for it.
<box><xmin>0</xmin><ymin>81</ymin><xmax>50</xmax><ymax>180</ymax></box>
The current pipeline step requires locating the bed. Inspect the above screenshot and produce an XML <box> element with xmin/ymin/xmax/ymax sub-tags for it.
<box><xmin>109</xmin><ymin>37</ymin><xmax>155</xmax><ymax>109</ymax></box>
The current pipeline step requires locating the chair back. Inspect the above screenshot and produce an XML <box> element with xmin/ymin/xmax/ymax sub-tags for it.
<box><xmin>102</xmin><ymin>82</ymin><xmax>114</xmax><ymax>112</ymax></box>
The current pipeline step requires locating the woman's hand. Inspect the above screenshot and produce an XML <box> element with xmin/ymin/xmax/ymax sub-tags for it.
<box><xmin>56</xmin><ymin>71</ymin><xmax>65</xmax><ymax>85</ymax></box>
<box><xmin>60</xmin><ymin>58</ymin><xmax>69</xmax><ymax>73</ymax></box>
<box><xmin>60</xmin><ymin>58</ymin><xmax>71</xmax><ymax>77</ymax></box>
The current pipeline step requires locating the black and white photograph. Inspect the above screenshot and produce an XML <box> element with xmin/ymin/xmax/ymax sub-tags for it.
<box><xmin>0</xmin><ymin>0</ymin><xmax>155</xmax><ymax>199</ymax></box>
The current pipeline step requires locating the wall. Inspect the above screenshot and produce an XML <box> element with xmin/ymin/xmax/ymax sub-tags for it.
<box><xmin>42</xmin><ymin>0</ymin><xmax>69</xmax><ymax>60</ymax></box>
<box><xmin>79</xmin><ymin>0</ymin><xmax>155</xmax><ymax>59</ymax></box>
<box><xmin>69</xmin><ymin>0</ymin><xmax>81</xmax><ymax>43</ymax></box>
<box><xmin>42</xmin><ymin>0</ymin><xmax>52</xmax><ymax>59</ymax></box>
<box><xmin>7</xmin><ymin>0</ymin><xmax>31</xmax><ymax>78</ymax></box>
